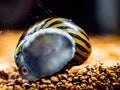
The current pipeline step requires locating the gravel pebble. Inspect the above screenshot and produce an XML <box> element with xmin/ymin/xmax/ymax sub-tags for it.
<box><xmin>50</xmin><ymin>76</ymin><xmax>59</xmax><ymax>83</ymax></box>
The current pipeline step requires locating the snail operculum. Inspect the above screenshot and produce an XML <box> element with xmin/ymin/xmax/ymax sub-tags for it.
<box><xmin>15</xmin><ymin>28</ymin><xmax>75</xmax><ymax>80</ymax></box>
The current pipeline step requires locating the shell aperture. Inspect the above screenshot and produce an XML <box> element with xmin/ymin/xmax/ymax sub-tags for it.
<box><xmin>15</xmin><ymin>28</ymin><xmax>75</xmax><ymax>80</ymax></box>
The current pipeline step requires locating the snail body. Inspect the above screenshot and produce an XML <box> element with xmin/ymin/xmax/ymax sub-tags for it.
<box><xmin>14</xmin><ymin>18</ymin><xmax>91</xmax><ymax>80</ymax></box>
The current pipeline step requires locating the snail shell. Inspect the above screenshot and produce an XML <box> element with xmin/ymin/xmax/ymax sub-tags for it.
<box><xmin>14</xmin><ymin>18</ymin><xmax>91</xmax><ymax>80</ymax></box>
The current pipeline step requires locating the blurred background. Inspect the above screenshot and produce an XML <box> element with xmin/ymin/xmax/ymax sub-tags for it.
<box><xmin>0</xmin><ymin>0</ymin><xmax>120</xmax><ymax>35</ymax></box>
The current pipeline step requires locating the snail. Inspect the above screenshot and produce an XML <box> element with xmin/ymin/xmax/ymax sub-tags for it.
<box><xmin>14</xmin><ymin>17</ymin><xmax>91</xmax><ymax>80</ymax></box>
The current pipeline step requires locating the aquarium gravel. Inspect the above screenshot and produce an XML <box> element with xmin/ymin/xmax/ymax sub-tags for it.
<box><xmin>0</xmin><ymin>62</ymin><xmax>119</xmax><ymax>90</ymax></box>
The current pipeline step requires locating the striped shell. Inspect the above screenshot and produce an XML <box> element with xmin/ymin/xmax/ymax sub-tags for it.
<box><xmin>14</xmin><ymin>17</ymin><xmax>91</xmax><ymax>80</ymax></box>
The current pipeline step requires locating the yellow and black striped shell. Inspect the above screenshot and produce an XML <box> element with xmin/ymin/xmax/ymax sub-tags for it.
<box><xmin>14</xmin><ymin>17</ymin><xmax>91</xmax><ymax>80</ymax></box>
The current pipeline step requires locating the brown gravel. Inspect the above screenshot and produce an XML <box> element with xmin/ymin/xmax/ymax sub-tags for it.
<box><xmin>0</xmin><ymin>32</ymin><xmax>120</xmax><ymax>90</ymax></box>
<box><xmin>0</xmin><ymin>62</ymin><xmax>119</xmax><ymax>90</ymax></box>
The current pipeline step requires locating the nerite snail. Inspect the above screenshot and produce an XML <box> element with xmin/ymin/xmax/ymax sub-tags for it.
<box><xmin>14</xmin><ymin>17</ymin><xmax>91</xmax><ymax>80</ymax></box>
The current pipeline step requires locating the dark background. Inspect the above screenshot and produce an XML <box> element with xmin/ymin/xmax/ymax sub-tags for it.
<box><xmin>0</xmin><ymin>0</ymin><xmax>119</xmax><ymax>34</ymax></box>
